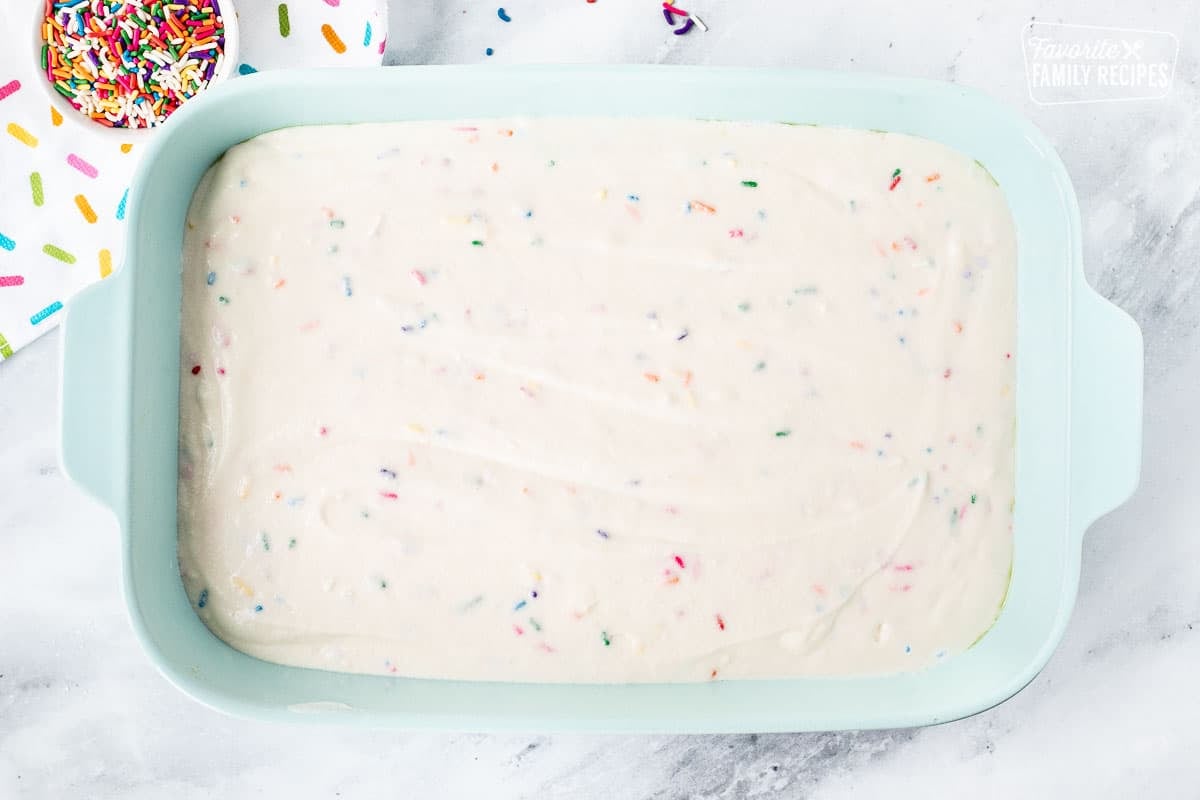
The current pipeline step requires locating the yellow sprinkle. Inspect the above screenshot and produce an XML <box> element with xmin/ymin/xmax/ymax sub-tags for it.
<box><xmin>50</xmin><ymin>106</ymin><xmax>63</xmax><ymax>126</ymax></box>
<box><xmin>99</xmin><ymin>249</ymin><xmax>112</xmax><ymax>279</ymax></box>
<box><xmin>232</xmin><ymin>576</ymin><xmax>254</xmax><ymax>597</ymax></box>
<box><xmin>406</xmin><ymin>422</ymin><xmax>427</xmax><ymax>434</ymax></box>
<box><xmin>75</xmin><ymin>194</ymin><xmax>98</xmax><ymax>224</ymax></box>
<box><xmin>596</xmin><ymin>188</ymin><xmax>608</xmax><ymax>201</ymax></box>
<box><xmin>6</xmin><ymin>123</ymin><xmax>37</xmax><ymax>148</ymax></box>
<box><xmin>120</xmin><ymin>142</ymin><xmax>133</xmax><ymax>154</ymax></box>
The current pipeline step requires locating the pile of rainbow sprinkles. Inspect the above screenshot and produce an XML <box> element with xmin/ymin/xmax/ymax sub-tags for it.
<box><xmin>40</xmin><ymin>0</ymin><xmax>226</xmax><ymax>129</ymax></box>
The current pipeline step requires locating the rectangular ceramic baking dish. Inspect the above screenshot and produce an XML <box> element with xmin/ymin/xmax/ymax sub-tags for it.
<box><xmin>59</xmin><ymin>66</ymin><xmax>1142</xmax><ymax>732</ymax></box>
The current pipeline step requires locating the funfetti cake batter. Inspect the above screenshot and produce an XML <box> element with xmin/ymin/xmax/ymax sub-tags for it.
<box><xmin>177</xmin><ymin>118</ymin><xmax>1017</xmax><ymax>683</ymax></box>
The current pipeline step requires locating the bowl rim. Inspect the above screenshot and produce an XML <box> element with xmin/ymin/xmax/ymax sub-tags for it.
<box><xmin>30</xmin><ymin>0</ymin><xmax>240</xmax><ymax>140</ymax></box>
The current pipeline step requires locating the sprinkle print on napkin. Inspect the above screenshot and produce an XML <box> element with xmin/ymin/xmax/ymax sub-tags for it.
<box><xmin>0</xmin><ymin>1</ymin><xmax>388</xmax><ymax>362</ymax></box>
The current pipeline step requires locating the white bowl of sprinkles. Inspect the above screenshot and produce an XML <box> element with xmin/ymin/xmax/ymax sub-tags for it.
<box><xmin>31</xmin><ymin>0</ymin><xmax>239</xmax><ymax>140</ymax></box>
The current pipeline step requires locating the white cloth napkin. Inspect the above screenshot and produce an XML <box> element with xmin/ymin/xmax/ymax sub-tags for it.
<box><xmin>0</xmin><ymin>0</ymin><xmax>387</xmax><ymax>362</ymax></box>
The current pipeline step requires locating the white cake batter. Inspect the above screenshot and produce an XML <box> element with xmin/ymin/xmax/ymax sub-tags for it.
<box><xmin>177</xmin><ymin>118</ymin><xmax>1016</xmax><ymax>682</ymax></box>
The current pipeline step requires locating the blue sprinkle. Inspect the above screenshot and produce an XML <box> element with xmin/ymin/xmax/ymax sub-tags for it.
<box><xmin>485</xmin><ymin>47</ymin><xmax>494</xmax><ymax>56</ymax></box>
<box><xmin>197</xmin><ymin>589</ymin><xmax>208</xmax><ymax>608</ymax></box>
<box><xmin>0</xmin><ymin>232</ymin><xmax>14</xmax><ymax>251</ymax></box>
<box><xmin>530</xmin><ymin>589</ymin><xmax>539</xmax><ymax>598</ymax></box>
<box><xmin>206</xmin><ymin>271</ymin><xmax>216</xmax><ymax>286</ymax></box>
<box><xmin>115</xmin><ymin>188</ymin><xmax>128</xmax><ymax>221</ymax></box>
<box><xmin>239</xmin><ymin>179</ymin><xmax>248</xmax><ymax>188</ymax></box>
<box><xmin>380</xmin><ymin>468</ymin><xmax>397</xmax><ymax>479</ymax></box>
<box><xmin>514</xmin><ymin>599</ymin><xmax>527</xmax><ymax>611</ymax></box>
<box><xmin>523</xmin><ymin>209</ymin><xmax>533</xmax><ymax>218</ymax></box>
<box><xmin>904</xmin><ymin>644</ymin><xmax>912</xmax><ymax>654</ymax></box>
<box><xmin>363</xmin><ymin>21</ymin><xmax>372</xmax><ymax>47</ymax></box>
<box><xmin>254</xmin><ymin>604</ymin><xmax>264</xmax><ymax>613</ymax></box>
<box><xmin>596</xmin><ymin>529</ymin><xmax>610</xmax><ymax>539</ymax></box>
<box><xmin>238</xmin><ymin>63</ymin><xmax>257</xmax><ymax>75</ymax></box>
<box><xmin>286</xmin><ymin>497</ymin><xmax>305</xmax><ymax>508</ymax></box>
<box><xmin>626</xmin><ymin>194</ymin><xmax>640</xmax><ymax>202</ymax></box>
<box><xmin>497</xmin><ymin>7</ymin><xmax>511</xmax><ymax>21</ymax></box>
<box><xmin>342</xmin><ymin>275</ymin><xmax>353</xmax><ymax>297</ymax></box>
<box><xmin>30</xmin><ymin>301</ymin><xmax>62</xmax><ymax>326</ymax></box>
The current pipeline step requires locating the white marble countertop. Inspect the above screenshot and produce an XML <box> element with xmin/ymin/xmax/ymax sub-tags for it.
<box><xmin>3</xmin><ymin>2</ymin><xmax>1198</xmax><ymax>797</ymax></box>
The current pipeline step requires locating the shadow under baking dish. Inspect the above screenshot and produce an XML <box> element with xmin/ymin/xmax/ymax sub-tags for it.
<box><xmin>59</xmin><ymin>66</ymin><xmax>1142</xmax><ymax>732</ymax></box>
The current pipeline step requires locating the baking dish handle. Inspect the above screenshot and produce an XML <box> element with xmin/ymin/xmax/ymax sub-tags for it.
<box><xmin>1070</xmin><ymin>284</ymin><xmax>1143</xmax><ymax>535</ymax></box>
<box><xmin>59</xmin><ymin>267</ymin><xmax>132</xmax><ymax>517</ymax></box>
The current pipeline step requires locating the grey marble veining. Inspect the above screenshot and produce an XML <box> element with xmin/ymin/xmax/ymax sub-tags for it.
<box><xmin>2</xmin><ymin>1</ymin><xmax>1198</xmax><ymax>797</ymax></box>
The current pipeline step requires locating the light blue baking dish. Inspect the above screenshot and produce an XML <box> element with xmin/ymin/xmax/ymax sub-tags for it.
<box><xmin>58</xmin><ymin>66</ymin><xmax>1142</xmax><ymax>732</ymax></box>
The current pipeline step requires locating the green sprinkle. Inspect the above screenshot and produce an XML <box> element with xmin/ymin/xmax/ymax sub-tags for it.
<box><xmin>471</xmin><ymin>239</ymin><xmax>484</xmax><ymax>247</ymax></box>
<box><xmin>288</xmin><ymin>537</ymin><xmax>297</xmax><ymax>549</ymax></box>
<box><xmin>461</xmin><ymin>594</ymin><xmax>484</xmax><ymax>612</ymax></box>
<box><xmin>30</xmin><ymin>172</ymin><xmax>44</xmax><ymax>207</ymax></box>
<box><xmin>260</xmin><ymin>531</ymin><xmax>270</xmax><ymax>551</ymax></box>
<box><xmin>217</xmin><ymin>295</ymin><xmax>230</xmax><ymax>304</ymax></box>
<box><xmin>379</xmin><ymin>578</ymin><xmax>388</xmax><ymax>590</ymax></box>
<box><xmin>741</xmin><ymin>180</ymin><xmax>758</xmax><ymax>187</ymax></box>
<box><xmin>754</xmin><ymin>361</ymin><xmax>766</xmax><ymax>371</ymax></box>
<box><xmin>737</xmin><ymin>302</ymin><xmax>751</xmax><ymax>312</ymax></box>
<box><xmin>547</xmin><ymin>159</ymin><xmax>556</xmax><ymax>167</ymax></box>
<box><xmin>42</xmin><ymin>244</ymin><xmax>75</xmax><ymax>264</ymax></box>
<box><xmin>529</xmin><ymin>618</ymin><xmax>542</xmax><ymax>632</ymax></box>
<box><xmin>971</xmin><ymin>494</ymin><xmax>978</xmax><ymax>504</ymax></box>
<box><xmin>601</xmin><ymin>631</ymin><xmax>611</xmax><ymax>647</ymax></box>
<box><xmin>892</xmin><ymin>168</ymin><xmax>902</xmax><ymax>178</ymax></box>
<box><xmin>277</xmin><ymin>3</ymin><xmax>290</xmax><ymax>37</ymax></box>
<box><xmin>775</xmin><ymin>429</ymin><xmax>791</xmax><ymax>438</ymax></box>
<box><xmin>329</xmin><ymin>219</ymin><xmax>345</xmax><ymax>229</ymax></box>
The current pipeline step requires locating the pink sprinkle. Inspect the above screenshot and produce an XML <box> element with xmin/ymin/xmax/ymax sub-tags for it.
<box><xmin>673</xmin><ymin>554</ymin><xmax>686</xmax><ymax>569</ymax></box>
<box><xmin>903</xmin><ymin>236</ymin><xmax>918</xmax><ymax>251</ymax></box>
<box><xmin>411</xmin><ymin>269</ymin><xmax>427</xmax><ymax>285</ymax></box>
<box><xmin>378</xmin><ymin>36</ymin><xmax>387</xmax><ymax>54</ymax></box>
<box><xmin>716</xmin><ymin>614</ymin><xmax>726</xmax><ymax>631</ymax></box>
<box><xmin>513</xmin><ymin>624</ymin><xmax>524</xmax><ymax>636</ymax></box>
<box><xmin>664</xmin><ymin>505</ymin><xmax>679</xmax><ymax>515</ymax></box>
<box><xmin>944</xmin><ymin>368</ymin><xmax>953</xmax><ymax>379</ymax></box>
<box><xmin>889</xmin><ymin>175</ymin><xmax>902</xmax><ymax>191</ymax></box>
<box><xmin>66</xmin><ymin>153</ymin><xmax>98</xmax><ymax>179</ymax></box>
<box><xmin>893</xmin><ymin>564</ymin><xmax>914</xmax><ymax>572</ymax></box>
<box><xmin>728</xmin><ymin>228</ymin><xmax>745</xmax><ymax>238</ymax></box>
<box><xmin>299</xmin><ymin>320</ymin><xmax>321</xmax><ymax>332</ymax></box>
<box><xmin>959</xmin><ymin>504</ymin><xmax>968</xmax><ymax>520</ymax></box>
<box><xmin>0</xmin><ymin>80</ymin><xmax>20</xmax><ymax>102</ymax></box>
<box><xmin>537</xmin><ymin>642</ymin><xmax>556</xmax><ymax>653</ymax></box>
<box><xmin>318</xmin><ymin>426</ymin><xmax>329</xmax><ymax>436</ymax></box>
<box><xmin>322</xmin><ymin>0</ymin><xmax>340</xmax><ymax>5</ymax></box>
<box><xmin>379</xmin><ymin>491</ymin><xmax>399</xmax><ymax>500</ymax></box>
<box><xmin>811</xmin><ymin>583</ymin><xmax>827</xmax><ymax>596</ymax></box>
<box><xmin>216</xmin><ymin>367</ymin><xmax>226</xmax><ymax>376</ymax></box>
<box><xmin>0</xmin><ymin>275</ymin><xmax>25</xmax><ymax>288</ymax></box>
